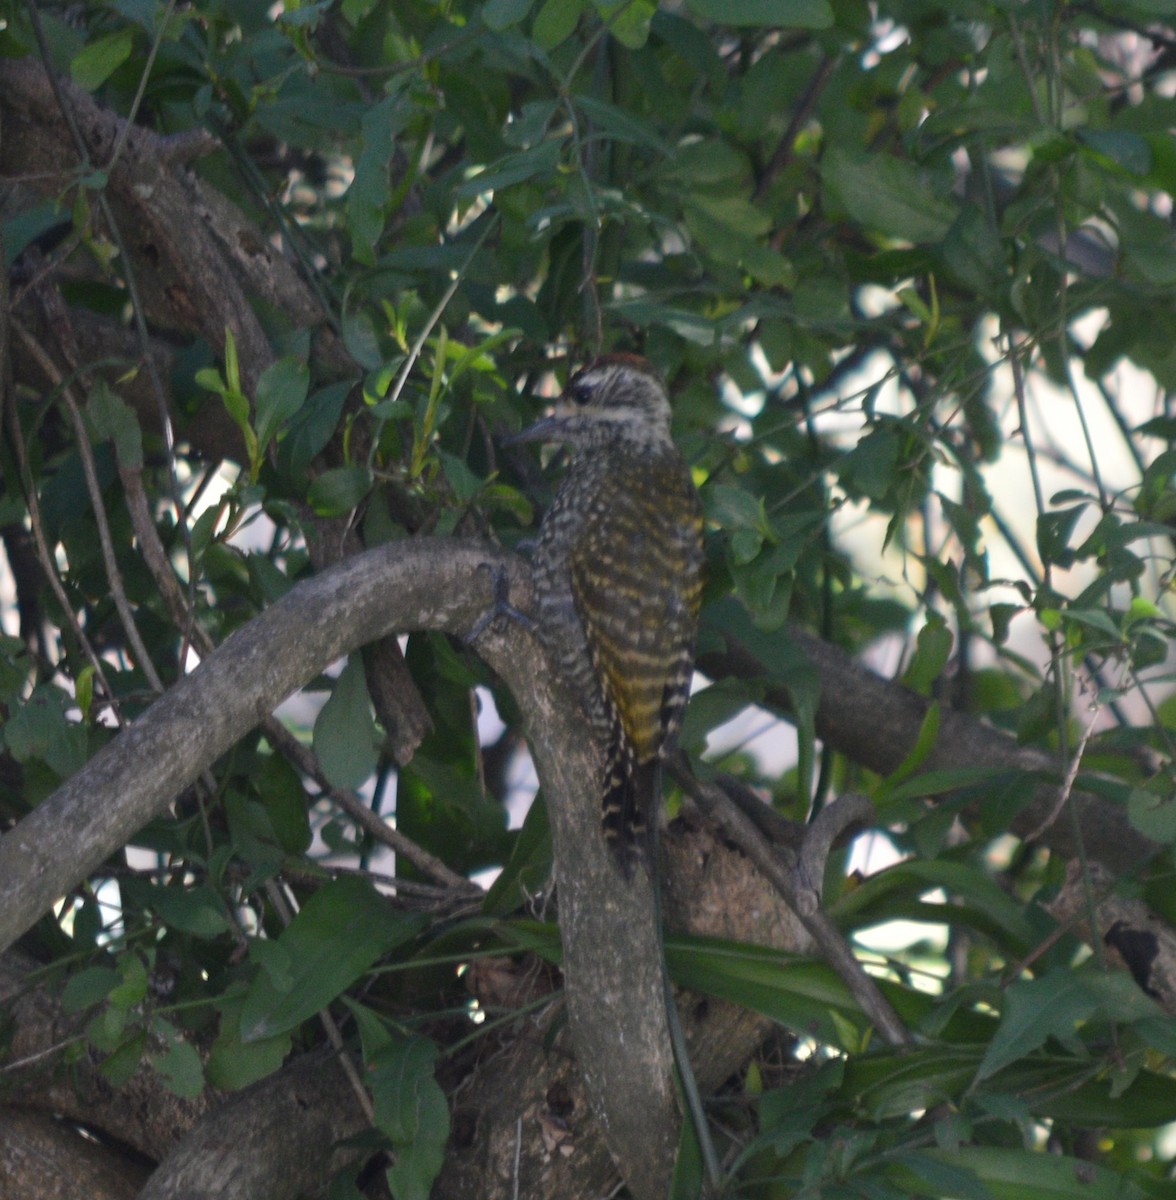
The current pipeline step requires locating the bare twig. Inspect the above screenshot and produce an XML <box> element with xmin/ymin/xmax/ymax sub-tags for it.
<box><xmin>671</xmin><ymin>761</ymin><xmax>912</xmax><ymax>1048</ymax></box>
<box><xmin>1020</xmin><ymin>679</ymin><xmax>1104</xmax><ymax>845</ymax></box>
<box><xmin>794</xmin><ymin>792</ymin><xmax>874</xmax><ymax>916</ymax></box>
<box><xmin>12</xmin><ymin>320</ymin><xmax>164</xmax><ymax>694</ymax></box>
<box><xmin>265</xmin><ymin>879</ymin><xmax>377</xmax><ymax>1126</ymax></box>
<box><xmin>2</xmin><ymin>338</ymin><xmax>119</xmax><ymax>717</ymax></box>
<box><xmin>262</xmin><ymin>719</ymin><xmax>479</xmax><ymax>895</ymax></box>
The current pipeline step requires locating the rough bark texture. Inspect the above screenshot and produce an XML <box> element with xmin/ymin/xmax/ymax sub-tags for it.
<box><xmin>0</xmin><ymin>952</ymin><xmax>212</xmax><ymax>1162</ymax></box>
<box><xmin>0</xmin><ymin>1107</ymin><xmax>150</xmax><ymax>1200</ymax></box>
<box><xmin>136</xmin><ymin>1053</ymin><xmax>367</xmax><ymax>1200</ymax></box>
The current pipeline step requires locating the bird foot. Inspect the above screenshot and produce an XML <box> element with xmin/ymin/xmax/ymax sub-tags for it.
<box><xmin>465</xmin><ymin>563</ymin><xmax>533</xmax><ymax>645</ymax></box>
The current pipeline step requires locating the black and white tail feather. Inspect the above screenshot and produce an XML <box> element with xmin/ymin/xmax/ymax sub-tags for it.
<box><xmin>600</xmin><ymin>725</ymin><xmax>660</xmax><ymax>879</ymax></box>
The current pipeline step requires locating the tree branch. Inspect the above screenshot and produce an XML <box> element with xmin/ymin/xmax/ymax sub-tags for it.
<box><xmin>698</xmin><ymin>624</ymin><xmax>1160</xmax><ymax>874</ymax></box>
<box><xmin>0</xmin><ymin>539</ymin><xmax>682</xmax><ymax>1196</ymax></box>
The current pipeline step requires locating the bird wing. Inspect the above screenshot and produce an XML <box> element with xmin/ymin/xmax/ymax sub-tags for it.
<box><xmin>569</xmin><ymin>457</ymin><xmax>704</xmax><ymax>763</ymax></box>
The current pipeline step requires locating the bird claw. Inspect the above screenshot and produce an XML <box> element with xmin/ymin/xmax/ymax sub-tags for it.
<box><xmin>465</xmin><ymin>563</ymin><xmax>533</xmax><ymax>645</ymax></box>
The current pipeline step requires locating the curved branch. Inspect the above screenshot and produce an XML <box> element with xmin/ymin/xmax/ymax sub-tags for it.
<box><xmin>0</xmin><ymin>540</ymin><xmax>516</xmax><ymax>952</ymax></box>
<box><xmin>0</xmin><ymin>538</ymin><xmax>679</xmax><ymax>1196</ymax></box>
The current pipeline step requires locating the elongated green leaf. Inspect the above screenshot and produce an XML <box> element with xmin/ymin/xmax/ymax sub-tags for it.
<box><xmin>239</xmin><ymin>877</ymin><xmax>425</xmax><ymax>1041</ymax></box>
<box><xmin>832</xmin><ymin>859</ymin><xmax>1036</xmax><ymax>951</ymax></box>
<box><xmin>458</xmin><ymin>140</ymin><xmax>563</xmax><ymax>198</ymax></box>
<box><xmin>313</xmin><ymin>656</ymin><xmax>379</xmax><ymax>790</ymax></box>
<box><xmin>370</xmin><ymin>1037</ymin><xmax>449</xmax><ymax>1200</ymax></box>
<box><xmin>977</xmin><ymin>972</ymin><xmax>1098</xmax><ymax>1081</ymax></box>
<box><xmin>307</xmin><ymin>464</ymin><xmax>373</xmax><ymax>517</ymax></box>
<box><xmin>923</xmin><ymin>1145</ymin><xmax>1169</xmax><ymax>1200</ymax></box>
<box><xmin>902</xmin><ymin>615</ymin><xmax>954</xmax><ymax>695</ymax></box>
<box><xmin>882</xmin><ymin>701</ymin><xmax>940</xmax><ymax>789</ymax></box>
<box><xmin>483</xmin><ymin>0</ymin><xmax>533</xmax><ymax>30</ymax></box>
<box><xmin>254</xmin><ymin>356</ymin><xmax>309</xmax><ymax>454</ymax></box>
<box><xmin>823</xmin><ymin>149</ymin><xmax>957</xmax><ymax>244</ymax></box>
<box><xmin>71</xmin><ymin>27</ymin><xmax>134</xmax><ymax>90</ymax></box>
<box><xmin>87</xmin><ymin>382</ymin><xmax>143</xmax><ymax>470</ymax></box>
<box><xmin>349</xmin><ymin>92</ymin><xmax>411</xmax><ymax>263</ymax></box>
<box><xmin>684</xmin><ymin>0</ymin><xmax>832</xmax><ymax>27</ymax></box>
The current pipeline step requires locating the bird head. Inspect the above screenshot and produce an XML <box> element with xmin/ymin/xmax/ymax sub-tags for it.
<box><xmin>507</xmin><ymin>354</ymin><xmax>674</xmax><ymax>452</ymax></box>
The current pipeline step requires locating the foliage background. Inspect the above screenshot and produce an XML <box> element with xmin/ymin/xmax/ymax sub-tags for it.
<box><xmin>5</xmin><ymin>0</ymin><xmax>1176</xmax><ymax>1195</ymax></box>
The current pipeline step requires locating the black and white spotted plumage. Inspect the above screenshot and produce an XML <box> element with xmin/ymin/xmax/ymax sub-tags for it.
<box><xmin>514</xmin><ymin>355</ymin><xmax>705</xmax><ymax>876</ymax></box>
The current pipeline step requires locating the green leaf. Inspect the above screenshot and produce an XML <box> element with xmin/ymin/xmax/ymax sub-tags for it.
<box><xmin>109</xmin><ymin>954</ymin><xmax>149</xmax><ymax>1010</ymax></box>
<box><xmin>87</xmin><ymin>382</ymin><xmax>143</xmax><ymax>469</ymax></box>
<box><xmin>924</xmin><ymin>1145</ymin><xmax>1160</xmax><ymax>1200</ymax></box>
<box><xmin>663</xmin><ymin>934</ymin><xmax>912</xmax><ymax>1048</ymax></box>
<box><xmin>577</xmin><ymin>95</ymin><xmax>671</xmax><ymax>155</ymax></box>
<box><xmin>882</xmin><ymin>702</ymin><xmax>940</xmax><ymax>790</ymax></box>
<box><xmin>313</xmin><ymin>656</ymin><xmax>379</xmax><ymax>790</ymax></box>
<box><xmin>349</xmin><ymin>92</ymin><xmax>411</xmax><ymax>264</ymax></box>
<box><xmin>122</xmin><ymin>879</ymin><xmax>230</xmax><ymax>938</ymax></box>
<box><xmin>532</xmin><ymin>0</ymin><xmax>582</xmax><ymax>48</ymax></box>
<box><xmin>278</xmin><ymin>381</ymin><xmax>349</xmax><ymax>484</ymax></box>
<box><xmin>1078</xmin><ymin>128</ymin><xmax>1152</xmax><ymax>176</ymax></box>
<box><xmin>149</xmin><ymin>1018</ymin><xmax>205</xmax><ymax>1098</ymax></box>
<box><xmin>71</xmin><ymin>27</ymin><xmax>135</xmax><ymax>90</ymax></box>
<box><xmin>4</xmin><ymin>685</ymin><xmax>87</xmax><ymax>777</ymax></box>
<box><xmin>838</xmin><ymin>427</ymin><xmax>900</xmax><ymax>501</ymax></box>
<box><xmin>458</xmin><ymin>139</ymin><xmax>564</xmax><ymax>198</ymax></box>
<box><xmin>100</xmin><ymin>1032</ymin><xmax>146</xmax><ymax>1087</ymax></box>
<box><xmin>62</xmin><ymin>967</ymin><xmax>121</xmax><ymax>1014</ymax></box>
<box><xmin>483</xmin><ymin>0</ymin><xmax>533</xmax><ymax>29</ymax></box>
<box><xmin>238</xmin><ymin>876</ymin><xmax>425</xmax><ymax>1041</ymax></box>
<box><xmin>254</xmin><ymin>356</ymin><xmax>309</xmax><ymax>454</ymax></box>
<box><xmin>1127</xmin><ymin>788</ymin><xmax>1176</xmax><ymax>843</ymax></box>
<box><xmin>2</xmin><ymin>204</ymin><xmax>67</xmax><ymax>261</ymax></box>
<box><xmin>901</xmin><ymin>615</ymin><xmax>953</xmax><ymax>695</ymax></box>
<box><xmin>823</xmin><ymin>149</ymin><xmax>957</xmax><ymax>244</ymax></box>
<box><xmin>206</xmin><ymin>988</ymin><xmax>292</xmax><ymax>1090</ymax></box>
<box><xmin>593</xmin><ymin>0</ymin><xmax>653</xmax><ymax>47</ymax></box>
<box><xmin>307</xmin><ymin>465</ymin><xmax>373</xmax><ymax>517</ymax></box>
<box><xmin>669</xmin><ymin>1096</ymin><xmax>705</xmax><ymax>1200</ymax></box>
<box><xmin>370</xmin><ymin>1037</ymin><xmax>449</xmax><ymax>1200</ymax></box>
<box><xmin>889</xmin><ymin>1151</ymin><xmax>989</xmax><ymax>1200</ymax></box>
<box><xmin>342</xmin><ymin>310</ymin><xmax>383</xmax><ymax>371</ymax></box>
<box><xmin>977</xmin><ymin>972</ymin><xmax>1098</xmax><ymax>1081</ymax></box>
<box><xmin>1036</xmin><ymin>505</ymin><xmax>1086</xmax><ymax>567</ymax></box>
<box><xmin>683</xmin><ymin>0</ymin><xmax>832</xmax><ymax>27</ymax></box>
<box><xmin>482</xmin><ymin>793</ymin><xmax>553</xmax><ymax>917</ymax></box>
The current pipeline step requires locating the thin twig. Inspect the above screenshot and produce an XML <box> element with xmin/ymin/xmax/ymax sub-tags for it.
<box><xmin>265</xmin><ymin>879</ymin><xmax>377</xmax><ymax>1125</ymax></box>
<box><xmin>102</xmin><ymin>0</ymin><xmax>178</xmax><ymax>179</ymax></box>
<box><xmin>1019</xmin><ymin>675</ymin><xmax>1107</xmax><ymax>845</ymax></box>
<box><xmin>374</xmin><ymin>216</ymin><xmax>498</xmax><ymax>447</ymax></box>
<box><xmin>512</xmin><ymin>1116</ymin><xmax>522</xmax><ymax>1200</ymax></box>
<box><xmin>755</xmin><ymin>55</ymin><xmax>836</xmax><ymax>203</ymax></box>
<box><xmin>25</xmin><ymin>0</ymin><xmax>197</xmax><ymax>644</ymax></box>
<box><xmin>2</xmin><ymin>343</ymin><xmax>119</xmax><ymax>718</ymax></box>
<box><xmin>13</xmin><ymin>321</ymin><xmax>164</xmax><ymax>693</ymax></box>
<box><xmin>263</xmin><ymin>719</ymin><xmax>480</xmax><ymax>894</ymax></box>
<box><xmin>671</xmin><ymin>762</ymin><xmax>912</xmax><ymax>1048</ymax></box>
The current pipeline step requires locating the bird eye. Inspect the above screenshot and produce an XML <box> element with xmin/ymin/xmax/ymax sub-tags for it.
<box><xmin>569</xmin><ymin>379</ymin><xmax>594</xmax><ymax>406</ymax></box>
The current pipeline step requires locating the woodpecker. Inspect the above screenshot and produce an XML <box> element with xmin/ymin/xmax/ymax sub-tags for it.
<box><xmin>512</xmin><ymin>354</ymin><xmax>705</xmax><ymax>876</ymax></box>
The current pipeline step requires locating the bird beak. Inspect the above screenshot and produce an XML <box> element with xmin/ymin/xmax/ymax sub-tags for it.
<box><xmin>501</xmin><ymin>407</ymin><xmax>572</xmax><ymax>446</ymax></box>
